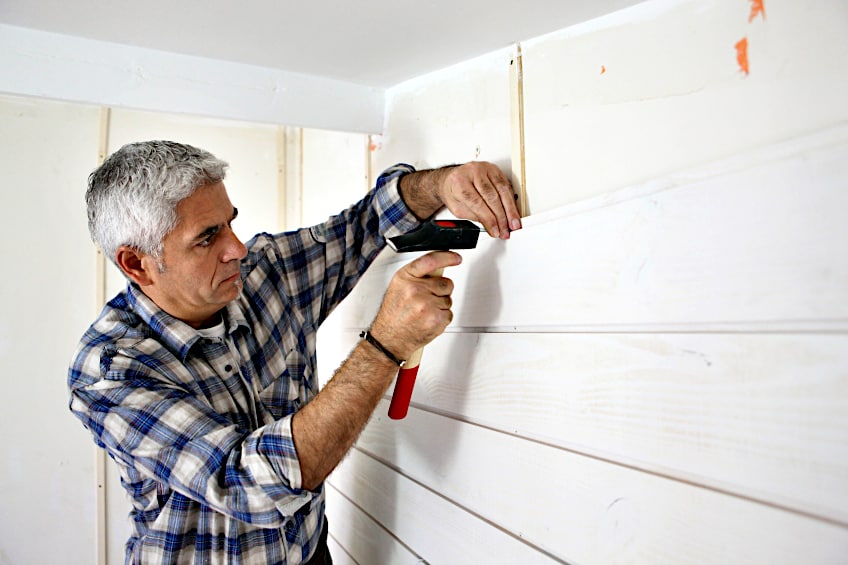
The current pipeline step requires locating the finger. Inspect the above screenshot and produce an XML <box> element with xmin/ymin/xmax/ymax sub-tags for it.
<box><xmin>474</xmin><ymin>174</ymin><xmax>511</xmax><ymax>239</ymax></box>
<box><xmin>488</xmin><ymin>168</ymin><xmax>522</xmax><ymax>233</ymax></box>
<box><xmin>427</xmin><ymin>276</ymin><xmax>454</xmax><ymax>298</ymax></box>
<box><xmin>405</xmin><ymin>251</ymin><xmax>462</xmax><ymax>279</ymax></box>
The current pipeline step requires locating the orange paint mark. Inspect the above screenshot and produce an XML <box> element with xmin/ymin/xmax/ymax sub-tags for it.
<box><xmin>735</xmin><ymin>37</ymin><xmax>750</xmax><ymax>76</ymax></box>
<box><xmin>748</xmin><ymin>0</ymin><xmax>766</xmax><ymax>22</ymax></box>
<box><xmin>600</xmin><ymin>65</ymin><xmax>606</xmax><ymax>75</ymax></box>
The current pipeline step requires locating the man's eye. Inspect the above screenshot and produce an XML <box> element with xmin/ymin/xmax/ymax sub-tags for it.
<box><xmin>199</xmin><ymin>234</ymin><xmax>215</xmax><ymax>247</ymax></box>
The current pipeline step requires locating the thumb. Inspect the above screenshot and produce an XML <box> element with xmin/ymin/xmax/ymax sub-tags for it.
<box><xmin>405</xmin><ymin>251</ymin><xmax>463</xmax><ymax>279</ymax></box>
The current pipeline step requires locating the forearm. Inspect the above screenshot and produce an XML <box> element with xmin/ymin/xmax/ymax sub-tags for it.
<box><xmin>398</xmin><ymin>166</ymin><xmax>456</xmax><ymax>220</ymax></box>
<box><xmin>291</xmin><ymin>339</ymin><xmax>400</xmax><ymax>490</ymax></box>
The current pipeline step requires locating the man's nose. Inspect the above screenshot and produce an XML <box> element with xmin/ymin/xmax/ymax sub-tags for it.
<box><xmin>222</xmin><ymin>226</ymin><xmax>248</xmax><ymax>262</ymax></box>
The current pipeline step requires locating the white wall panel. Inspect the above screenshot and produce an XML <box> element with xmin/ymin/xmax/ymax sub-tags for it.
<box><xmin>322</xmin><ymin>9</ymin><xmax>848</xmax><ymax>555</ymax></box>
<box><xmin>373</xmin><ymin>47</ymin><xmax>514</xmax><ymax>181</ymax></box>
<box><xmin>348</xmin><ymin>399</ymin><xmax>848</xmax><ymax>564</ymax></box>
<box><xmin>325</xmin><ymin>485</ymin><xmax>422</xmax><ymax>564</ymax></box>
<box><xmin>300</xmin><ymin>128</ymin><xmax>369</xmax><ymax>227</ymax></box>
<box><xmin>522</xmin><ymin>0</ymin><xmax>848</xmax><ymax>212</ymax></box>
<box><xmin>330</xmin><ymin>449</ymin><xmax>563</xmax><ymax>564</ymax></box>
<box><xmin>0</xmin><ymin>94</ymin><xmax>102</xmax><ymax>565</ymax></box>
<box><xmin>336</xmin><ymin>331</ymin><xmax>848</xmax><ymax>525</ymax></box>
<box><xmin>332</xmin><ymin>125</ymin><xmax>848</xmax><ymax>332</ymax></box>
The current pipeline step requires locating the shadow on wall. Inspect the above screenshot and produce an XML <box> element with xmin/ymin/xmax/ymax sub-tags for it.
<box><xmin>410</xmin><ymin>240</ymin><xmax>507</xmax><ymax>477</ymax></box>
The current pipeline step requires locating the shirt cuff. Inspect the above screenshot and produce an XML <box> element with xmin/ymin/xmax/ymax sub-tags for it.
<box><xmin>373</xmin><ymin>163</ymin><xmax>422</xmax><ymax>240</ymax></box>
<box><xmin>251</xmin><ymin>414</ymin><xmax>303</xmax><ymax>491</ymax></box>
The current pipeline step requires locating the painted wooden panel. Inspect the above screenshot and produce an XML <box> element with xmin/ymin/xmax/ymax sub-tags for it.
<box><xmin>330</xmin><ymin>124</ymin><xmax>848</xmax><ymax>332</ymax></box>
<box><xmin>330</xmin><ymin>330</ymin><xmax>848</xmax><ymax>525</ymax></box>
<box><xmin>0</xmin><ymin>94</ymin><xmax>102</xmax><ymax>565</ymax></box>
<box><xmin>347</xmin><ymin>400</ymin><xmax>848</xmax><ymax>564</ymax></box>
<box><xmin>301</xmin><ymin>128</ymin><xmax>369</xmax><ymax>227</ymax></box>
<box><xmin>329</xmin><ymin>449</ymin><xmax>563</xmax><ymax>564</ymax></box>
<box><xmin>319</xmin><ymin>123</ymin><xmax>848</xmax><ymax>561</ymax></box>
<box><xmin>318</xmin><ymin>2</ymin><xmax>848</xmax><ymax>561</ymax></box>
<box><xmin>372</xmin><ymin>47</ymin><xmax>514</xmax><ymax>181</ymax></box>
<box><xmin>522</xmin><ymin>0</ymin><xmax>848</xmax><ymax>212</ymax></box>
<box><xmin>325</xmin><ymin>484</ymin><xmax>422</xmax><ymax>564</ymax></box>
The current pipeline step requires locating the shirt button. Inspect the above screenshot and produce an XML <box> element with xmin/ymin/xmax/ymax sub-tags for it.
<box><xmin>224</xmin><ymin>364</ymin><xmax>233</xmax><ymax>372</ymax></box>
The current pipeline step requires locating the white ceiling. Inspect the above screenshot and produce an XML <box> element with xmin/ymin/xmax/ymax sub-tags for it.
<box><xmin>0</xmin><ymin>0</ymin><xmax>642</xmax><ymax>88</ymax></box>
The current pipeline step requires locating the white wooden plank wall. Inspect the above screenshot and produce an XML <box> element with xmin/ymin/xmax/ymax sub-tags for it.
<box><xmin>0</xmin><ymin>93</ymin><xmax>103</xmax><ymax>565</ymax></box>
<box><xmin>318</xmin><ymin>0</ymin><xmax>848</xmax><ymax>562</ymax></box>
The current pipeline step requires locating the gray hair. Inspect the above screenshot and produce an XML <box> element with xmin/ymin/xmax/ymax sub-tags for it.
<box><xmin>86</xmin><ymin>140</ymin><xmax>229</xmax><ymax>266</ymax></box>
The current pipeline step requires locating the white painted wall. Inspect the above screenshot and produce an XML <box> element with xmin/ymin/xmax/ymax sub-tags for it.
<box><xmin>0</xmin><ymin>94</ymin><xmax>101</xmax><ymax>565</ymax></box>
<box><xmin>0</xmin><ymin>96</ymin><xmax>286</xmax><ymax>564</ymax></box>
<box><xmin>319</xmin><ymin>0</ymin><xmax>848</xmax><ymax>562</ymax></box>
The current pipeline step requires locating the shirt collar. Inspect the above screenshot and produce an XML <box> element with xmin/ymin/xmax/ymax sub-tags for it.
<box><xmin>126</xmin><ymin>284</ymin><xmax>251</xmax><ymax>361</ymax></box>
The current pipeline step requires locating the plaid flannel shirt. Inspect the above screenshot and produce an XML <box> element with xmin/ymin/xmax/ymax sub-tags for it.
<box><xmin>68</xmin><ymin>164</ymin><xmax>419</xmax><ymax>564</ymax></box>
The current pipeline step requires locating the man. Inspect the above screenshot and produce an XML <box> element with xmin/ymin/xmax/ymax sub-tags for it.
<box><xmin>68</xmin><ymin>140</ymin><xmax>521</xmax><ymax>564</ymax></box>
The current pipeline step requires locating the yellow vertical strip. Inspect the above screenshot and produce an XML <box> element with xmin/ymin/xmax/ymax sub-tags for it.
<box><xmin>297</xmin><ymin>128</ymin><xmax>304</xmax><ymax>226</ymax></box>
<box><xmin>276</xmin><ymin>126</ymin><xmax>287</xmax><ymax>231</ymax></box>
<box><xmin>94</xmin><ymin>106</ymin><xmax>111</xmax><ymax>565</ymax></box>
<box><xmin>509</xmin><ymin>43</ymin><xmax>529</xmax><ymax>217</ymax></box>
<box><xmin>366</xmin><ymin>135</ymin><xmax>373</xmax><ymax>193</ymax></box>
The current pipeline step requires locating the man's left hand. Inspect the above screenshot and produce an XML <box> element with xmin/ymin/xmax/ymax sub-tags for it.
<box><xmin>438</xmin><ymin>162</ymin><xmax>522</xmax><ymax>239</ymax></box>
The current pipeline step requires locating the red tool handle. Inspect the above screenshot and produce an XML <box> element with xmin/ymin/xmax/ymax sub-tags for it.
<box><xmin>387</xmin><ymin>349</ymin><xmax>423</xmax><ymax>419</ymax></box>
<box><xmin>387</xmin><ymin>267</ymin><xmax>443</xmax><ymax>420</ymax></box>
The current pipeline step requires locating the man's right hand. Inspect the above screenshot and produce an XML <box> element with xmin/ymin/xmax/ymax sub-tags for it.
<box><xmin>368</xmin><ymin>250</ymin><xmax>463</xmax><ymax>363</ymax></box>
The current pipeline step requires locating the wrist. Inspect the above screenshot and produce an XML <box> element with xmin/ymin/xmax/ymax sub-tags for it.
<box><xmin>398</xmin><ymin>166</ymin><xmax>457</xmax><ymax>220</ymax></box>
<box><xmin>360</xmin><ymin>330</ymin><xmax>406</xmax><ymax>367</ymax></box>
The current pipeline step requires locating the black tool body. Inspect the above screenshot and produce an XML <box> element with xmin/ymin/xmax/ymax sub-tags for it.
<box><xmin>387</xmin><ymin>219</ymin><xmax>481</xmax><ymax>252</ymax></box>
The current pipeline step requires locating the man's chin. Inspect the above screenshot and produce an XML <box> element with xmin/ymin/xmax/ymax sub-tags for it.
<box><xmin>218</xmin><ymin>278</ymin><xmax>243</xmax><ymax>300</ymax></box>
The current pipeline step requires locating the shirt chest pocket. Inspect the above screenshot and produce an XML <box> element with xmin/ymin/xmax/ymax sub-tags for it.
<box><xmin>256</xmin><ymin>345</ymin><xmax>313</xmax><ymax>420</ymax></box>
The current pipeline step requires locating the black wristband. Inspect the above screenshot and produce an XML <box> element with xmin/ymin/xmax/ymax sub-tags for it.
<box><xmin>360</xmin><ymin>330</ymin><xmax>405</xmax><ymax>367</ymax></box>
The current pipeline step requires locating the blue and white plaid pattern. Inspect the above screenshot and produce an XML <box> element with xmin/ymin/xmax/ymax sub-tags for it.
<box><xmin>69</xmin><ymin>165</ymin><xmax>418</xmax><ymax>564</ymax></box>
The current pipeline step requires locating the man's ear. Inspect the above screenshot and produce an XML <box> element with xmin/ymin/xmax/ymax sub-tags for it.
<box><xmin>115</xmin><ymin>245</ymin><xmax>155</xmax><ymax>286</ymax></box>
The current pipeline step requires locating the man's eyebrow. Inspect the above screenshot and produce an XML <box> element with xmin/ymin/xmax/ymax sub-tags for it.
<box><xmin>193</xmin><ymin>208</ymin><xmax>238</xmax><ymax>242</ymax></box>
<box><xmin>194</xmin><ymin>225</ymin><xmax>220</xmax><ymax>241</ymax></box>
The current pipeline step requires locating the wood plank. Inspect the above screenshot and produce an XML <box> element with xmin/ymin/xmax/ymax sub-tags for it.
<box><xmin>329</xmin><ymin>124</ymin><xmax>848</xmax><ymax>332</ymax></box>
<box><xmin>300</xmin><ymin>128</ymin><xmax>370</xmax><ymax>227</ymax></box>
<box><xmin>325</xmin><ymin>538</ymin><xmax>356</xmax><ymax>565</ymax></box>
<box><xmin>325</xmin><ymin>484</ymin><xmax>422</xmax><ymax>565</ymax></box>
<box><xmin>329</xmin><ymin>330</ymin><xmax>848</xmax><ymax>525</ymax></box>
<box><xmin>509</xmin><ymin>43</ymin><xmax>528</xmax><ymax>216</ymax></box>
<box><xmin>0</xmin><ymin>93</ymin><xmax>103</xmax><ymax>565</ymax></box>
<box><xmin>329</xmin><ymin>450</ymin><xmax>564</xmax><ymax>564</ymax></box>
<box><xmin>521</xmin><ymin>0</ymin><xmax>848</xmax><ymax>212</ymax></box>
<box><xmin>351</xmin><ymin>399</ymin><xmax>848</xmax><ymax>564</ymax></box>
<box><xmin>371</xmin><ymin>46</ymin><xmax>513</xmax><ymax>177</ymax></box>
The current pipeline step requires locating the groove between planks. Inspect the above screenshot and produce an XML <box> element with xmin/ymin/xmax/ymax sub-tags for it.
<box><xmin>372</xmin><ymin>398</ymin><xmax>848</xmax><ymax>530</ymax></box>
<box><xmin>341</xmin><ymin>446</ymin><xmax>571</xmax><ymax>564</ymax></box>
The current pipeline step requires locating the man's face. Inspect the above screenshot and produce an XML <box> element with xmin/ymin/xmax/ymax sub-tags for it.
<box><xmin>141</xmin><ymin>182</ymin><xmax>247</xmax><ymax>328</ymax></box>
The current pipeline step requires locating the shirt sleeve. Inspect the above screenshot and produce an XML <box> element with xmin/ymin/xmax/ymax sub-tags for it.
<box><xmin>69</xmin><ymin>341</ymin><xmax>312</xmax><ymax>528</ymax></box>
<box><xmin>243</xmin><ymin>163</ymin><xmax>421</xmax><ymax>329</ymax></box>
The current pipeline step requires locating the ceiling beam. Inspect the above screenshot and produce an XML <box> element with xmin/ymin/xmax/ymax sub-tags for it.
<box><xmin>0</xmin><ymin>24</ymin><xmax>385</xmax><ymax>133</ymax></box>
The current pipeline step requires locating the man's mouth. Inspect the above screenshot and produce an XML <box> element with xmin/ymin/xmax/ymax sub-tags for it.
<box><xmin>221</xmin><ymin>272</ymin><xmax>241</xmax><ymax>285</ymax></box>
